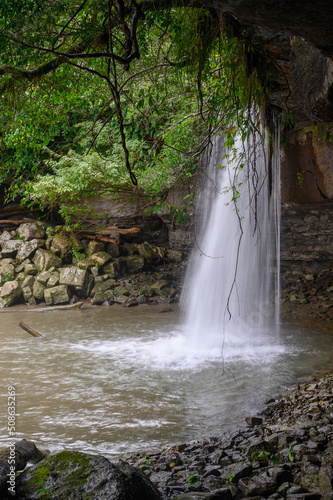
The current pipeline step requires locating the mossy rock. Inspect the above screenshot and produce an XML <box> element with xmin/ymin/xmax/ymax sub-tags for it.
<box><xmin>15</xmin><ymin>450</ymin><xmax>161</xmax><ymax>500</ymax></box>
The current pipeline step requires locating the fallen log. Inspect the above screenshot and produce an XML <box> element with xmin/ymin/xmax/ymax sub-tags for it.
<box><xmin>81</xmin><ymin>233</ymin><xmax>117</xmax><ymax>244</ymax></box>
<box><xmin>0</xmin><ymin>302</ymin><xmax>84</xmax><ymax>313</ymax></box>
<box><xmin>0</xmin><ymin>439</ymin><xmax>49</xmax><ymax>492</ymax></box>
<box><xmin>0</xmin><ymin>217</ymin><xmax>37</xmax><ymax>226</ymax></box>
<box><xmin>19</xmin><ymin>322</ymin><xmax>44</xmax><ymax>338</ymax></box>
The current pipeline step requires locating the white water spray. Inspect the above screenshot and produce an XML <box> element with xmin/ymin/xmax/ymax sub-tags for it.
<box><xmin>181</xmin><ymin>125</ymin><xmax>280</xmax><ymax>350</ymax></box>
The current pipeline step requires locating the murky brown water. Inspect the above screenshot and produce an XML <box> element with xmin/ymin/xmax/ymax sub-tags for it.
<box><xmin>0</xmin><ymin>304</ymin><xmax>332</xmax><ymax>458</ymax></box>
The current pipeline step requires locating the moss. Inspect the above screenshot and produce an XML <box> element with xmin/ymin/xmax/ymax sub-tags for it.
<box><xmin>30</xmin><ymin>465</ymin><xmax>50</xmax><ymax>487</ymax></box>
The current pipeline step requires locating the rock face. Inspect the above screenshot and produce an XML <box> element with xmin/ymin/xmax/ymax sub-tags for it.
<box><xmin>205</xmin><ymin>0</ymin><xmax>333</xmax><ymax>60</ymax></box>
<box><xmin>280</xmin><ymin>203</ymin><xmax>333</xmax><ymax>322</ymax></box>
<box><xmin>14</xmin><ymin>451</ymin><xmax>161</xmax><ymax>500</ymax></box>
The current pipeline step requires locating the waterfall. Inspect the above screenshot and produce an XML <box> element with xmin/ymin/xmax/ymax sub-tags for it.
<box><xmin>181</xmin><ymin>124</ymin><xmax>280</xmax><ymax>349</ymax></box>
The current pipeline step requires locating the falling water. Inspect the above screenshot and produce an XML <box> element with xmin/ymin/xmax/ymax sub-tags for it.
<box><xmin>181</xmin><ymin>124</ymin><xmax>281</xmax><ymax>349</ymax></box>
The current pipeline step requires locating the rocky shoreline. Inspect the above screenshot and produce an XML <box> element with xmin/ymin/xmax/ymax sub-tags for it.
<box><xmin>0</xmin><ymin>221</ymin><xmax>186</xmax><ymax>308</ymax></box>
<box><xmin>2</xmin><ymin>371</ymin><xmax>332</xmax><ymax>499</ymax></box>
<box><xmin>123</xmin><ymin>371</ymin><xmax>333</xmax><ymax>499</ymax></box>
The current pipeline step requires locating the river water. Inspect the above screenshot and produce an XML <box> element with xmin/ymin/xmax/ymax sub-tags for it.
<box><xmin>1</xmin><ymin>304</ymin><xmax>332</xmax><ymax>459</ymax></box>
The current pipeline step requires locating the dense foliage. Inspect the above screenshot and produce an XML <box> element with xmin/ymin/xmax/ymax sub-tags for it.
<box><xmin>0</xmin><ymin>0</ymin><xmax>264</xmax><ymax>226</ymax></box>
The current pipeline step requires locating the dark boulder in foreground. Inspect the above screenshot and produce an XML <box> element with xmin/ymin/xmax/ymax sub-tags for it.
<box><xmin>14</xmin><ymin>450</ymin><xmax>161</xmax><ymax>500</ymax></box>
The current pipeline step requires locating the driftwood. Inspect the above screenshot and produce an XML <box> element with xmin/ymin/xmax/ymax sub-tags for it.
<box><xmin>81</xmin><ymin>233</ymin><xmax>117</xmax><ymax>244</ymax></box>
<box><xmin>26</xmin><ymin>302</ymin><xmax>84</xmax><ymax>312</ymax></box>
<box><xmin>0</xmin><ymin>205</ymin><xmax>39</xmax><ymax>218</ymax></box>
<box><xmin>19</xmin><ymin>322</ymin><xmax>44</xmax><ymax>338</ymax></box>
<box><xmin>0</xmin><ymin>217</ymin><xmax>37</xmax><ymax>226</ymax></box>
<box><xmin>0</xmin><ymin>439</ymin><xmax>49</xmax><ymax>492</ymax></box>
<box><xmin>0</xmin><ymin>302</ymin><xmax>84</xmax><ymax>313</ymax></box>
<box><xmin>80</xmin><ymin>226</ymin><xmax>140</xmax><ymax>242</ymax></box>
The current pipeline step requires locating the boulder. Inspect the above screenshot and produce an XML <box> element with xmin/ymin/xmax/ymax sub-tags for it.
<box><xmin>47</xmin><ymin>271</ymin><xmax>60</xmax><ymax>288</ymax></box>
<box><xmin>22</xmin><ymin>284</ymin><xmax>37</xmax><ymax>305</ymax></box>
<box><xmin>16</xmin><ymin>239</ymin><xmax>39</xmax><ymax>262</ymax></box>
<box><xmin>36</xmin><ymin>271</ymin><xmax>51</xmax><ymax>286</ymax></box>
<box><xmin>33</xmin><ymin>281</ymin><xmax>46</xmax><ymax>301</ymax></box>
<box><xmin>123</xmin><ymin>242</ymin><xmax>139</xmax><ymax>255</ymax></box>
<box><xmin>77</xmin><ymin>258</ymin><xmax>96</xmax><ymax>271</ymax></box>
<box><xmin>0</xmin><ymin>230</ymin><xmax>13</xmax><ymax>248</ymax></box>
<box><xmin>0</xmin><ymin>439</ymin><xmax>48</xmax><ymax>493</ymax></box>
<box><xmin>90</xmin><ymin>251</ymin><xmax>113</xmax><ymax>266</ymax></box>
<box><xmin>166</xmin><ymin>249</ymin><xmax>183</xmax><ymax>263</ymax></box>
<box><xmin>0</xmin><ymin>280</ymin><xmax>22</xmax><ymax>306</ymax></box>
<box><xmin>24</xmin><ymin>262</ymin><xmax>38</xmax><ymax>276</ymax></box>
<box><xmin>44</xmin><ymin>285</ymin><xmax>71</xmax><ymax>305</ymax></box>
<box><xmin>21</xmin><ymin>276</ymin><xmax>35</xmax><ymax>289</ymax></box>
<box><xmin>33</xmin><ymin>249</ymin><xmax>62</xmax><ymax>272</ymax></box>
<box><xmin>69</xmin><ymin>233</ymin><xmax>85</xmax><ymax>252</ymax></box>
<box><xmin>114</xmin><ymin>285</ymin><xmax>130</xmax><ymax>297</ymax></box>
<box><xmin>106</xmin><ymin>241</ymin><xmax>121</xmax><ymax>257</ymax></box>
<box><xmin>49</xmin><ymin>235</ymin><xmax>72</xmax><ymax>259</ymax></box>
<box><xmin>15</xmin><ymin>451</ymin><xmax>162</xmax><ymax>500</ymax></box>
<box><xmin>126</xmin><ymin>255</ymin><xmax>145</xmax><ymax>273</ymax></box>
<box><xmin>102</xmin><ymin>261</ymin><xmax>120</xmax><ymax>278</ymax></box>
<box><xmin>138</xmin><ymin>243</ymin><xmax>161</xmax><ymax>264</ymax></box>
<box><xmin>88</xmin><ymin>240</ymin><xmax>105</xmax><ymax>254</ymax></box>
<box><xmin>92</xmin><ymin>290</ymin><xmax>114</xmax><ymax>305</ymax></box>
<box><xmin>59</xmin><ymin>267</ymin><xmax>93</xmax><ymax>295</ymax></box>
<box><xmin>0</xmin><ymin>263</ymin><xmax>15</xmax><ymax>285</ymax></box>
<box><xmin>17</xmin><ymin>221</ymin><xmax>46</xmax><ymax>241</ymax></box>
<box><xmin>1</xmin><ymin>239</ymin><xmax>23</xmax><ymax>258</ymax></box>
<box><xmin>91</xmin><ymin>279</ymin><xmax>116</xmax><ymax>295</ymax></box>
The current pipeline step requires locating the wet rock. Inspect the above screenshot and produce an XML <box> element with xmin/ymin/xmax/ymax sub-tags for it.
<box><xmin>103</xmin><ymin>261</ymin><xmax>121</xmax><ymax>278</ymax></box>
<box><xmin>166</xmin><ymin>250</ymin><xmax>183</xmax><ymax>263</ymax></box>
<box><xmin>301</xmin><ymin>465</ymin><xmax>333</xmax><ymax>499</ymax></box>
<box><xmin>49</xmin><ymin>235</ymin><xmax>73</xmax><ymax>259</ymax></box>
<box><xmin>33</xmin><ymin>281</ymin><xmax>46</xmax><ymax>300</ymax></box>
<box><xmin>22</xmin><ymin>284</ymin><xmax>37</xmax><ymax>305</ymax></box>
<box><xmin>138</xmin><ymin>243</ymin><xmax>161</xmax><ymax>264</ymax></box>
<box><xmin>122</xmin><ymin>299</ymin><xmax>139</xmax><ymax>307</ymax></box>
<box><xmin>91</xmin><ymin>279</ymin><xmax>116</xmax><ymax>295</ymax></box>
<box><xmin>87</xmin><ymin>240</ymin><xmax>105</xmax><ymax>254</ymax></box>
<box><xmin>1</xmin><ymin>239</ymin><xmax>23</xmax><ymax>258</ymax></box>
<box><xmin>47</xmin><ymin>271</ymin><xmax>60</xmax><ymax>288</ymax></box>
<box><xmin>24</xmin><ymin>262</ymin><xmax>38</xmax><ymax>276</ymax></box>
<box><xmin>90</xmin><ymin>251</ymin><xmax>113</xmax><ymax>266</ymax></box>
<box><xmin>126</xmin><ymin>255</ymin><xmax>145</xmax><ymax>273</ymax></box>
<box><xmin>92</xmin><ymin>290</ymin><xmax>114</xmax><ymax>305</ymax></box>
<box><xmin>15</xmin><ymin>451</ymin><xmax>161</xmax><ymax>500</ymax></box>
<box><xmin>0</xmin><ymin>230</ymin><xmax>13</xmax><ymax>246</ymax></box>
<box><xmin>77</xmin><ymin>258</ymin><xmax>96</xmax><ymax>271</ymax></box>
<box><xmin>0</xmin><ymin>280</ymin><xmax>22</xmax><ymax>306</ymax></box>
<box><xmin>220</xmin><ymin>462</ymin><xmax>252</xmax><ymax>482</ymax></box>
<box><xmin>33</xmin><ymin>248</ymin><xmax>62</xmax><ymax>272</ymax></box>
<box><xmin>44</xmin><ymin>285</ymin><xmax>71</xmax><ymax>305</ymax></box>
<box><xmin>36</xmin><ymin>271</ymin><xmax>51</xmax><ymax>286</ymax></box>
<box><xmin>238</xmin><ymin>472</ymin><xmax>277</xmax><ymax>496</ymax></box>
<box><xmin>0</xmin><ymin>263</ymin><xmax>15</xmax><ymax>284</ymax></box>
<box><xmin>246</xmin><ymin>416</ymin><xmax>264</xmax><ymax>426</ymax></box>
<box><xmin>123</xmin><ymin>242</ymin><xmax>139</xmax><ymax>255</ymax></box>
<box><xmin>16</xmin><ymin>239</ymin><xmax>39</xmax><ymax>262</ymax></box>
<box><xmin>59</xmin><ymin>266</ymin><xmax>93</xmax><ymax>296</ymax></box>
<box><xmin>69</xmin><ymin>233</ymin><xmax>85</xmax><ymax>252</ymax></box>
<box><xmin>107</xmin><ymin>241</ymin><xmax>121</xmax><ymax>257</ymax></box>
<box><xmin>17</xmin><ymin>221</ymin><xmax>46</xmax><ymax>241</ymax></box>
<box><xmin>114</xmin><ymin>285</ymin><xmax>130</xmax><ymax>297</ymax></box>
<box><xmin>0</xmin><ymin>439</ymin><xmax>48</xmax><ymax>493</ymax></box>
